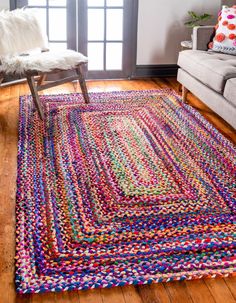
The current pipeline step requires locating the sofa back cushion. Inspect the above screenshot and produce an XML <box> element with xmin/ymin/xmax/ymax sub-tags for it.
<box><xmin>209</xmin><ymin>5</ymin><xmax>236</xmax><ymax>55</ymax></box>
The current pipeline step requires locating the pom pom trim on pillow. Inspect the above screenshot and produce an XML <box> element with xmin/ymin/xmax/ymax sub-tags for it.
<box><xmin>209</xmin><ymin>5</ymin><xmax>236</xmax><ymax>55</ymax></box>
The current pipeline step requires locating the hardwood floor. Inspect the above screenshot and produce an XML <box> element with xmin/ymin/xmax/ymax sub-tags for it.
<box><xmin>0</xmin><ymin>78</ymin><xmax>235</xmax><ymax>303</ymax></box>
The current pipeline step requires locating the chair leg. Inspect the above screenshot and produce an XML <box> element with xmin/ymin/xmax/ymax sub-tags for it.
<box><xmin>0</xmin><ymin>73</ymin><xmax>4</xmax><ymax>85</ymax></box>
<box><xmin>37</xmin><ymin>74</ymin><xmax>46</xmax><ymax>86</ymax></box>
<box><xmin>27</xmin><ymin>76</ymin><xmax>44</xmax><ymax>120</ymax></box>
<box><xmin>182</xmin><ymin>85</ymin><xmax>189</xmax><ymax>103</ymax></box>
<box><xmin>76</xmin><ymin>65</ymin><xmax>90</xmax><ymax>104</ymax></box>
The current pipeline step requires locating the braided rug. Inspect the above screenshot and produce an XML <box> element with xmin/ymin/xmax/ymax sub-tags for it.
<box><xmin>16</xmin><ymin>90</ymin><xmax>236</xmax><ymax>293</ymax></box>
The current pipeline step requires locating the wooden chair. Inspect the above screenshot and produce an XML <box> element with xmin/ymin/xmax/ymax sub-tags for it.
<box><xmin>0</xmin><ymin>9</ymin><xmax>90</xmax><ymax>119</ymax></box>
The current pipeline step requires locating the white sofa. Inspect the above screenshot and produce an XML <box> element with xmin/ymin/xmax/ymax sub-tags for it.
<box><xmin>177</xmin><ymin>26</ymin><xmax>236</xmax><ymax>129</ymax></box>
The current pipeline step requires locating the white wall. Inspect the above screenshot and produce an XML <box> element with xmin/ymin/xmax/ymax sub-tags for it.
<box><xmin>0</xmin><ymin>0</ymin><xmax>9</xmax><ymax>10</ymax></box>
<box><xmin>137</xmin><ymin>0</ymin><xmax>222</xmax><ymax>65</ymax></box>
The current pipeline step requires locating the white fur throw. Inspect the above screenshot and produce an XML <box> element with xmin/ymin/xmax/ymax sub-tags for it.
<box><xmin>0</xmin><ymin>9</ymin><xmax>88</xmax><ymax>74</ymax></box>
<box><xmin>0</xmin><ymin>9</ymin><xmax>48</xmax><ymax>56</ymax></box>
<box><xmin>0</xmin><ymin>50</ymin><xmax>88</xmax><ymax>74</ymax></box>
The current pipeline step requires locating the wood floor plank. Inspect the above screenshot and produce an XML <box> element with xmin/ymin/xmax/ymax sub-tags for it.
<box><xmin>136</xmin><ymin>283</ymin><xmax>171</xmax><ymax>303</ymax></box>
<box><xmin>185</xmin><ymin>280</ymin><xmax>215</xmax><ymax>303</ymax></box>
<box><xmin>165</xmin><ymin>77</ymin><xmax>180</xmax><ymax>91</ymax></box>
<box><xmin>121</xmin><ymin>285</ymin><xmax>143</xmax><ymax>303</ymax></box>
<box><xmin>137</xmin><ymin>284</ymin><xmax>162</xmax><ymax>303</ymax></box>
<box><xmin>0</xmin><ymin>84</ymin><xmax>19</xmax><ymax>303</ymax></box>
<box><xmin>0</xmin><ymin>273</ymin><xmax>17</xmax><ymax>303</ymax></box>
<box><xmin>0</xmin><ymin>86</ymin><xmax>11</xmax><ymax>178</ymax></box>
<box><xmin>224</xmin><ymin>277</ymin><xmax>236</xmax><ymax>301</ymax></box>
<box><xmin>53</xmin><ymin>291</ymin><xmax>79</xmax><ymax>303</ymax></box>
<box><xmin>31</xmin><ymin>290</ymin><xmax>80</xmax><ymax>303</ymax></box>
<box><xmin>149</xmin><ymin>283</ymin><xmax>171</xmax><ymax>303</ymax></box>
<box><xmin>164</xmin><ymin>281</ymin><xmax>194</xmax><ymax>303</ymax></box>
<box><xmin>153</xmin><ymin>78</ymin><xmax>170</xmax><ymax>89</ymax></box>
<box><xmin>79</xmin><ymin>289</ymin><xmax>103</xmax><ymax>303</ymax></box>
<box><xmin>0</xmin><ymin>79</ymin><xmax>235</xmax><ymax>303</ymax></box>
<box><xmin>101</xmin><ymin>286</ymin><xmax>126</xmax><ymax>303</ymax></box>
<box><xmin>205</xmin><ymin>278</ymin><xmax>236</xmax><ymax>303</ymax></box>
<box><xmin>31</xmin><ymin>292</ymin><xmax>57</xmax><ymax>303</ymax></box>
<box><xmin>16</xmin><ymin>294</ymin><xmax>31</xmax><ymax>303</ymax></box>
<box><xmin>67</xmin><ymin>291</ymin><xmax>81</xmax><ymax>303</ymax></box>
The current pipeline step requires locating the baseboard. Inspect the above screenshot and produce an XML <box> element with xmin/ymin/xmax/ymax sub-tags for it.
<box><xmin>131</xmin><ymin>64</ymin><xmax>178</xmax><ymax>78</ymax></box>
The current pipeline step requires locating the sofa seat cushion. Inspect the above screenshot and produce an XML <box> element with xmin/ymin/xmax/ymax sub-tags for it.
<box><xmin>178</xmin><ymin>50</ymin><xmax>236</xmax><ymax>93</ymax></box>
<box><xmin>224</xmin><ymin>78</ymin><xmax>236</xmax><ymax>107</ymax></box>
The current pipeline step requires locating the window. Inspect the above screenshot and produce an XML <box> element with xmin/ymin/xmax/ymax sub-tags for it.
<box><xmin>78</xmin><ymin>0</ymin><xmax>138</xmax><ymax>79</ymax></box>
<box><xmin>87</xmin><ymin>1</ymin><xmax>123</xmax><ymax>71</ymax></box>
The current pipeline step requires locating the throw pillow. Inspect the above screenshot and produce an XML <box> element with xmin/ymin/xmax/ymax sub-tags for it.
<box><xmin>209</xmin><ymin>5</ymin><xmax>236</xmax><ymax>55</ymax></box>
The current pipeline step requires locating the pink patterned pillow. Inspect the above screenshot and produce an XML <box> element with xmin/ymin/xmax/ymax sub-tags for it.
<box><xmin>209</xmin><ymin>5</ymin><xmax>236</xmax><ymax>55</ymax></box>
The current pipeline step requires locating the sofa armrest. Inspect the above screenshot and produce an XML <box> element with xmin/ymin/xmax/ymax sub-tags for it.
<box><xmin>192</xmin><ymin>26</ymin><xmax>215</xmax><ymax>51</ymax></box>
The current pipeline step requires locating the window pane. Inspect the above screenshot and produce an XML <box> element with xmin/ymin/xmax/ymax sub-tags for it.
<box><xmin>106</xmin><ymin>43</ymin><xmax>122</xmax><ymax>70</ymax></box>
<box><xmin>49</xmin><ymin>8</ymin><xmax>67</xmax><ymax>40</ymax></box>
<box><xmin>88</xmin><ymin>43</ymin><xmax>104</xmax><ymax>70</ymax></box>
<box><xmin>87</xmin><ymin>0</ymin><xmax>104</xmax><ymax>7</ymax></box>
<box><xmin>88</xmin><ymin>9</ymin><xmax>104</xmax><ymax>41</ymax></box>
<box><xmin>107</xmin><ymin>0</ymin><xmax>123</xmax><ymax>6</ymax></box>
<box><xmin>106</xmin><ymin>9</ymin><xmax>123</xmax><ymax>40</ymax></box>
<box><xmin>28</xmin><ymin>0</ymin><xmax>46</xmax><ymax>6</ymax></box>
<box><xmin>49</xmin><ymin>42</ymin><xmax>67</xmax><ymax>51</ymax></box>
<box><xmin>49</xmin><ymin>0</ymin><xmax>67</xmax><ymax>6</ymax></box>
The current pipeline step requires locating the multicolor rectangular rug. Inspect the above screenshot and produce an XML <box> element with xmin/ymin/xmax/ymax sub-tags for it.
<box><xmin>16</xmin><ymin>90</ymin><xmax>236</xmax><ymax>294</ymax></box>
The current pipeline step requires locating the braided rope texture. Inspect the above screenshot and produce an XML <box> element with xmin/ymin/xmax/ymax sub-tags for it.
<box><xmin>16</xmin><ymin>90</ymin><xmax>236</xmax><ymax>294</ymax></box>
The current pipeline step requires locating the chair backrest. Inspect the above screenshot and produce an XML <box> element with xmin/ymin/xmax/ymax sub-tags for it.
<box><xmin>0</xmin><ymin>9</ymin><xmax>48</xmax><ymax>57</ymax></box>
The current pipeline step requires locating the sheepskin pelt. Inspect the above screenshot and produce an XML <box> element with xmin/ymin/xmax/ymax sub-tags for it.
<box><xmin>0</xmin><ymin>9</ymin><xmax>48</xmax><ymax>56</ymax></box>
<box><xmin>0</xmin><ymin>50</ymin><xmax>88</xmax><ymax>74</ymax></box>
